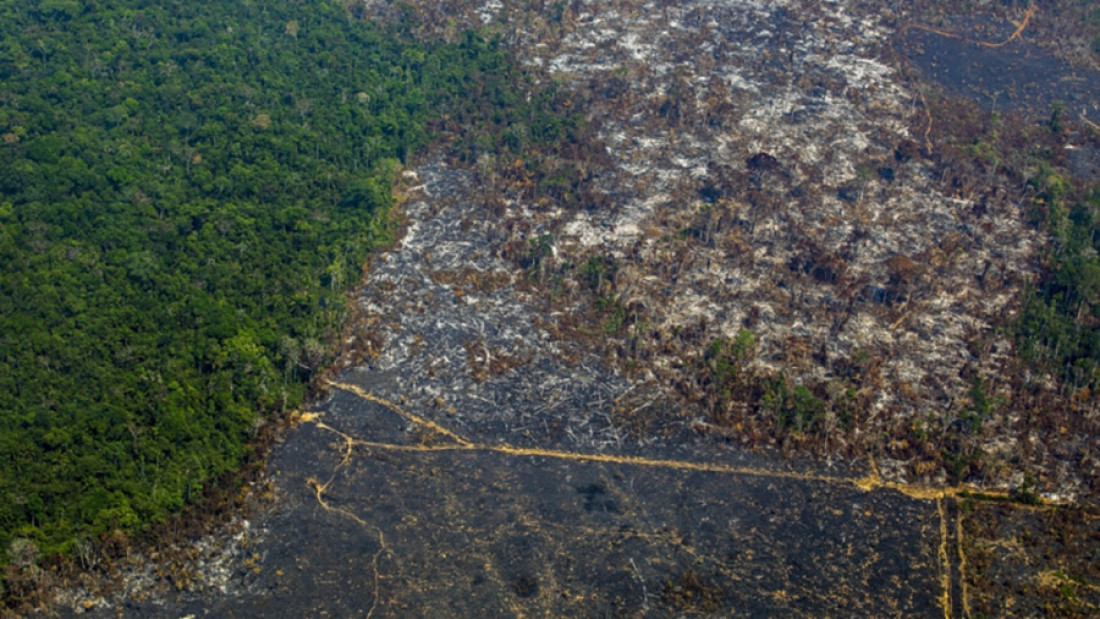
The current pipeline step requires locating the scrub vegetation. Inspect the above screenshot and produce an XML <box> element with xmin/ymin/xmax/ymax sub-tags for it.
<box><xmin>3</xmin><ymin>0</ymin><xmax>1099</xmax><ymax>613</ymax></box>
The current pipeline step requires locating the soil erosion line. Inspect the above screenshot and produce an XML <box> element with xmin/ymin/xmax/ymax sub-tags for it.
<box><xmin>937</xmin><ymin>498</ymin><xmax>952</xmax><ymax>619</ymax></box>
<box><xmin>957</xmin><ymin>507</ymin><xmax>971</xmax><ymax>619</ymax></box>
<box><xmin>904</xmin><ymin>5</ymin><xmax>1036</xmax><ymax>49</ymax></box>
<box><xmin>323</xmin><ymin>378</ymin><xmax>472</xmax><ymax>446</ymax></box>
<box><xmin>308</xmin><ymin>382</ymin><xmax>1090</xmax><ymax>619</ymax></box>
<box><xmin>305</xmin><ymin>431</ymin><xmax>388</xmax><ymax>619</ymax></box>
<box><xmin>320</xmin><ymin>381</ymin><xmax>1027</xmax><ymax>505</ymax></box>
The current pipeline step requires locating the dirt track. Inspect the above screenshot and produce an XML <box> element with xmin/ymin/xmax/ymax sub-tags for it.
<box><xmin>61</xmin><ymin>2</ymin><xmax>1098</xmax><ymax>616</ymax></box>
<box><xmin>137</xmin><ymin>383</ymin><xmax>954</xmax><ymax>617</ymax></box>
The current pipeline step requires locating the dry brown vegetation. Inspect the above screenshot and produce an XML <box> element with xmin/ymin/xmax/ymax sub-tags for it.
<box><xmin>27</xmin><ymin>3</ymin><xmax>1098</xmax><ymax>614</ymax></box>
<box><xmin>359</xmin><ymin>0</ymin><xmax>1098</xmax><ymax>503</ymax></box>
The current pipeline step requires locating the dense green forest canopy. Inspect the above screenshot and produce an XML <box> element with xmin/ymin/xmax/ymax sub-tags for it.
<box><xmin>1016</xmin><ymin>163</ymin><xmax>1100</xmax><ymax>392</ymax></box>
<box><xmin>0</xmin><ymin>0</ymin><xmax>574</xmax><ymax>563</ymax></box>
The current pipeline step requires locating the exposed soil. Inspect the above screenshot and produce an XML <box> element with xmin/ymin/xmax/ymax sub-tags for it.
<box><xmin>899</xmin><ymin>14</ymin><xmax>1099</xmax><ymax>120</ymax></box>
<box><xmin>90</xmin><ymin>388</ymin><xmax>949</xmax><ymax>617</ymax></box>
<box><xmin>45</xmin><ymin>1</ymin><xmax>1099</xmax><ymax>616</ymax></box>
<box><xmin>962</xmin><ymin>502</ymin><xmax>1100</xmax><ymax>618</ymax></box>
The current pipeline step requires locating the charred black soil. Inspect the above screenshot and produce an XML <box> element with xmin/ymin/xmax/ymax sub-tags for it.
<box><xmin>96</xmin><ymin>383</ymin><xmax>948</xmax><ymax>617</ymax></box>
<box><xmin>899</xmin><ymin>14</ymin><xmax>1099</xmax><ymax>120</ymax></box>
<box><xmin>45</xmin><ymin>1</ymin><xmax>1099</xmax><ymax>616</ymax></box>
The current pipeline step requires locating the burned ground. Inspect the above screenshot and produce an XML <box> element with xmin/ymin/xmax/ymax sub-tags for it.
<box><xmin>51</xmin><ymin>1</ymin><xmax>1098</xmax><ymax>616</ymax></box>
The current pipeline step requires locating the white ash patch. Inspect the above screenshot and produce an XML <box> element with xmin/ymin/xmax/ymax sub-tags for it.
<box><xmin>476</xmin><ymin>0</ymin><xmax>502</xmax><ymax>25</ymax></box>
<box><xmin>358</xmin><ymin>0</ymin><xmax>1054</xmax><ymax>491</ymax></box>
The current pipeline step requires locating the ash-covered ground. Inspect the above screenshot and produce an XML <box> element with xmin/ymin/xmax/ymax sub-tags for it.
<box><xmin>58</xmin><ymin>0</ymin><xmax>1099</xmax><ymax>616</ymax></box>
<box><xmin>152</xmin><ymin>394</ymin><xmax>948</xmax><ymax>617</ymax></box>
<box><xmin>341</xmin><ymin>0</ymin><xmax>1098</xmax><ymax>499</ymax></box>
<box><xmin>341</xmin><ymin>163</ymin><xmax>642</xmax><ymax>453</ymax></box>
